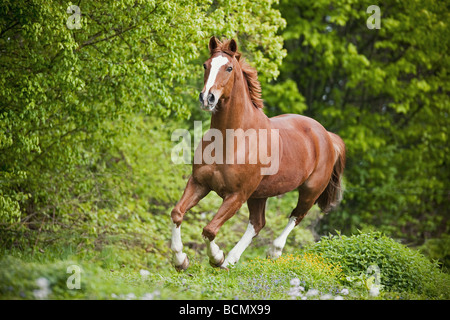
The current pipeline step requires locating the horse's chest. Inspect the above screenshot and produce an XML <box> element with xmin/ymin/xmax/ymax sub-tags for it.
<box><xmin>192</xmin><ymin>165</ymin><xmax>224</xmax><ymax>196</ymax></box>
<box><xmin>193</xmin><ymin>164</ymin><xmax>258</xmax><ymax>197</ymax></box>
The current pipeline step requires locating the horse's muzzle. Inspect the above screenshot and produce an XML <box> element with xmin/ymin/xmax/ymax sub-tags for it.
<box><xmin>199</xmin><ymin>91</ymin><xmax>217</xmax><ymax>111</ymax></box>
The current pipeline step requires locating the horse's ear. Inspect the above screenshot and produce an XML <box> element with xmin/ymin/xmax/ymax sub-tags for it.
<box><xmin>209</xmin><ymin>36</ymin><xmax>218</xmax><ymax>54</ymax></box>
<box><xmin>229</xmin><ymin>39</ymin><xmax>238</xmax><ymax>54</ymax></box>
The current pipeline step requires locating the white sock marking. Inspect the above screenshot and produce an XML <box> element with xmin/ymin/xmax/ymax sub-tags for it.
<box><xmin>222</xmin><ymin>222</ymin><xmax>256</xmax><ymax>268</ymax></box>
<box><xmin>171</xmin><ymin>223</ymin><xmax>187</xmax><ymax>266</ymax></box>
<box><xmin>269</xmin><ymin>216</ymin><xmax>297</xmax><ymax>259</ymax></box>
<box><xmin>203</xmin><ymin>236</ymin><xmax>224</xmax><ymax>265</ymax></box>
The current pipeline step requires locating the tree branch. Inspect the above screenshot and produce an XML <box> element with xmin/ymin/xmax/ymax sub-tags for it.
<box><xmin>76</xmin><ymin>25</ymin><xmax>136</xmax><ymax>52</ymax></box>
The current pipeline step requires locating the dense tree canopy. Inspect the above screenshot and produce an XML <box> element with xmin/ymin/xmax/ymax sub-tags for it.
<box><xmin>0</xmin><ymin>0</ymin><xmax>285</xmax><ymax>226</ymax></box>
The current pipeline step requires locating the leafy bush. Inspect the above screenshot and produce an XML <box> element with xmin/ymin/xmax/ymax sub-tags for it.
<box><xmin>0</xmin><ymin>0</ymin><xmax>286</xmax><ymax>243</ymax></box>
<box><xmin>1</xmin><ymin>232</ymin><xmax>448</xmax><ymax>300</ymax></box>
<box><xmin>417</xmin><ymin>234</ymin><xmax>450</xmax><ymax>272</ymax></box>
<box><xmin>0</xmin><ymin>255</ymin><xmax>163</xmax><ymax>300</ymax></box>
<box><xmin>308</xmin><ymin>232</ymin><xmax>450</xmax><ymax>298</ymax></box>
<box><xmin>245</xmin><ymin>253</ymin><xmax>343</xmax><ymax>295</ymax></box>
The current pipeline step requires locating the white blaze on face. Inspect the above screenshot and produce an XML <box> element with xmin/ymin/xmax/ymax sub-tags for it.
<box><xmin>204</xmin><ymin>55</ymin><xmax>228</xmax><ymax>96</ymax></box>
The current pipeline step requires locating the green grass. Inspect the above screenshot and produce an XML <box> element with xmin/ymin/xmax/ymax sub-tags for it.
<box><xmin>0</xmin><ymin>252</ymin><xmax>339</xmax><ymax>300</ymax></box>
<box><xmin>1</xmin><ymin>231</ymin><xmax>448</xmax><ymax>300</ymax></box>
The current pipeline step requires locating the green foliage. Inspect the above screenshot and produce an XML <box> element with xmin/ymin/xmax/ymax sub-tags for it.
<box><xmin>265</xmin><ymin>0</ymin><xmax>449</xmax><ymax>241</ymax></box>
<box><xmin>0</xmin><ymin>0</ymin><xmax>285</xmax><ymax>238</ymax></box>
<box><xmin>1</xmin><ymin>231</ymin><xmax>448</xmax><ymax>300</ymax></box>
<box><xmin>245</xmin><ymin>253</ymin><xmax>343</xmax><ymax>296</ymax></box>
<box><xmin>417</xmin><ymin>234</ymin><xmax>450</xmax><ymax>272</ymax></box>
<box><xmin>0</xmin><ymin>255</ymin><xmax>164</xmax><ymax>300</ymax></box>
<box><xmin>309</xmin><ymin>232</ymin><xmax>450</xmax><ymax>298</ymax></box>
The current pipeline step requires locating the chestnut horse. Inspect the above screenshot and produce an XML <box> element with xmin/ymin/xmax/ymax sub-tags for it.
<box><xmin>171</xmin><ymin>37</ymin><xmax>345</xmax><ymax>270</ymax></box>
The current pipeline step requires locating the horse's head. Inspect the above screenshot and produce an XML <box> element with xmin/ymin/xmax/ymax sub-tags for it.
<box><xmin>199</xmin><ymin>36</ymin><xmax>239</xmax><ymax>112</ymax></box>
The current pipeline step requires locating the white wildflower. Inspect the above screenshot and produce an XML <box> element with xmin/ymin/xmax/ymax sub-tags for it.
<box><xmin>334</xmin><ymin>295</ymin><xmax>344</xmax><ymax>300</ymax></box>
<box><xmin>320</xmin><ymin>294</ymin><xmax>333</xmax><ymax>300</ymax></box>
<box><xmin>306</xmin><ymin>289</ymin><xmax>319</xmax><ymax>297</ymax></box>
<box><xmin>33</xmin><ymin>289</ymin><xmax>50</xmax><ymax>300</ymax></box>
<box><xmin>340</xmin><ymin>288</ymin><xmax>349</xmax><ymax>295</ymax></box>
<box><xmin>288</xmin><ymin>287</ymin><xmax>300</xmax><ymax>299</ymax></box>
<box><xmin>33</xmin><ymin>277</ymin><xmax>51</xmax><ymax>300</ymax></box>
<box><xmin>125</xmin><ymin>293</ymin><xmax>136</xmax><ymax>300</ymax></box>
<box><xmin>139</xmin><ymin>269</ymin><xmax>150</xmax><ymax>278</ymax></box>
<box><xmin>36</xmin><ymin>277</ymin><xmax>50</xmax><ymax>288</ymax></box>
<box><xmin>369</xmin><ymin>286</ymin><xmax>380</xmax><ymax>297</ymax></box>
<box><xmin>141</xmin><ymin>290</ymin><xmax>161</xmax><ymax>300</ymax></box>
<box><xmin>141</xmin><ymin>293</ymin><xmax>154</xmax><ymax>300</ymax></box>
<box><xmin>290</xmin><ymin>278</ymin><xmax>300</xmax><ymax>287</ymax></box>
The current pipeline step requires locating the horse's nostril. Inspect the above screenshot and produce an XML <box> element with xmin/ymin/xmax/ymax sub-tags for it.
<box><xmin>207</xmin><ymin>93</ymin><xmax>215</xmax><ymax>103</ymax></box>
<box><xmin>199</xmin><ymin>92</ymin><xmax>204</xmax><ymax>103</ymax></box>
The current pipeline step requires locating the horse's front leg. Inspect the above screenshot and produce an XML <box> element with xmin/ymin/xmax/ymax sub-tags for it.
<box><xmin>171</xmin><ymin>177</ymin><xmax>209</xmax><ymax>271</ymax></box>
<box><xmin>221</xmin><ymin>197</ymin><xmax>267</xmax><ymax>269</ymax></box>
<box><xmin>202</xmin><ymin>193</ymin><xmax>246</xmax><ymax>268</ymax></box>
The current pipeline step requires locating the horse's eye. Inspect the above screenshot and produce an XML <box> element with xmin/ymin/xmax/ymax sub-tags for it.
<box><xmin>203</xmin><ymin>64</ymin><xmax>207</xmax><ymax>69</ymax></box>
<box><xmin>226</xmin><ymin>66</ymin><xmax>233</xmax><ymax>72</ymax></box>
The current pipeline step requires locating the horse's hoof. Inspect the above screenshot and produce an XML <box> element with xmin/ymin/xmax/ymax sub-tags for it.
<box><xmin>267</xmin><ymin>247</ymin><xmax>282</xmax><ymax>260</ymax></box>
<box><xmin>209</xmin><ymin>252</ymin><xmax>225</xmax><ymax>268</ymax></box>
<box><xmin>220</xmin><ymin>265</ymin><xmax>230</xmax><ymax>271</ymax></box>
<box><xmin>174</xmin><ymin>255</ymin><xmax>189</xmax><ymax>272</ymax></box>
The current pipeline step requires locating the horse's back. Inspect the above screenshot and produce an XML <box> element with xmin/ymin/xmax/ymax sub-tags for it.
<box><xmin>270</xmin><ymin>114</ymin><xmax>334</xmax><ymax>152</ymax></box>
<box><xmin>269</xmin><ymin>114</ymin><xmax>327</xmax><ymax>133</ymax></box>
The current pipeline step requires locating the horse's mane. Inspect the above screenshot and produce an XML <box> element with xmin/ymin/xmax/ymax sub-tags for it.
<box><xmin>211</xmin><ymin>39</ymin><xmax>264</xmax><ymax>109</ymax></box>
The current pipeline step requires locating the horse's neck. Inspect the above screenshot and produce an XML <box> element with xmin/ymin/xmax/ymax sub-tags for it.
<box><xmin>210</xmin><ymin>100</ymin><xmax>251</xmax><ymax>132</ymax></box>
<box><xmin>210</xmin><ymin>74</ymin><xmax>267</xmax><ymax>132</ymax></box>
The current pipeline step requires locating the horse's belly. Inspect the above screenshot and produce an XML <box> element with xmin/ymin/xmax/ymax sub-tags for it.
<box><xmin>251</xmin><ymin>169</ymin><xmax>306</xmax><ymax>198</ymax></box>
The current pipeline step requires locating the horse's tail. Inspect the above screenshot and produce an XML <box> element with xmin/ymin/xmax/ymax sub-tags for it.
<box><xmin>316</xmin><ymin>132</ymin><xmax>346</xmax><ymax>213</ymax></box>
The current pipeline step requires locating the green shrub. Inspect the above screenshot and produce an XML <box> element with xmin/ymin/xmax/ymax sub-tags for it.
<box><xmin>244</xmin><ymin>253</ymin><xmax>343</xmax><ymax>296</ymax></box>
<box><xmin>308</xmin><ymin>232</ymin><xmax>450</xmax><ymax>298</ymax></box>
<box><xmin>417</xmin><ymin>234</ymin><xmax>450</xmax><ymax>272</ymax></box>
<box><xmin>0</xmin><ymin>255</ymin><xmax>163</xmax><ymax>300</ymax></box>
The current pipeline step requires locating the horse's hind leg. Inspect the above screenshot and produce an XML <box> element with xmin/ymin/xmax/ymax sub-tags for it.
<box><xmin>268</xmin><ymin>187</ymin><xmax>319</xmax><ymax>259</ymax></box>
<box><xmin>221</xmin><ymin>197</ymin><xmax>267</xmax><ymax>268</ymax></box>
<box><xmin>171</xmin><ymin>177</ymin><xmax>209</xmax><ymax>271</ymax></box>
